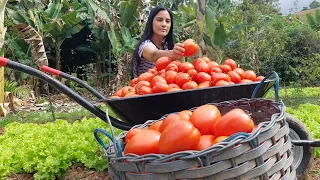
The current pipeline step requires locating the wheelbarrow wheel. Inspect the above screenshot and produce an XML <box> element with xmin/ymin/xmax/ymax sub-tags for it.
<box><xmin>286</xmin><ymin>113</ymin><xmax>314</xmax><ymax>179</ymax></box>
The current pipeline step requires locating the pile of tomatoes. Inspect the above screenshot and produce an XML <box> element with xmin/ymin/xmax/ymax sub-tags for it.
<box><xmin>111</xmin><ymin>56</ymin><xmax>265</xmax><ymax>98</ymax></box>
<box><xmin>124</xmin><ymin>104</ymin><xmax>256</xmax><ymax>155</ymax></box>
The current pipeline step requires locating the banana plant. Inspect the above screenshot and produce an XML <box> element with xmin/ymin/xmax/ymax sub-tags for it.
<box><xmin>0</xmin><ymin>0</ymin><xmax>8</xmax><ymax>107</ymax></box>
<box><xmin>306</xmin><ymin>9</ymin><xmax>320</xmax><ymax>31</ymax></box>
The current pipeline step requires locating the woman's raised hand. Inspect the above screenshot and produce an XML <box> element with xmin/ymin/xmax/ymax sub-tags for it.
<box><xmin>172</xmin><ymin>43</ymin><xmax>185</xmax><ymax>58</ymax></box>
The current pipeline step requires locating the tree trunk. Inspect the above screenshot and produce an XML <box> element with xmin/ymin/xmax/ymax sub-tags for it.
<box><xmin>0</xmin><ymin>0</ymin><xmax>8</xmax><ymax>116</ymax></box>
<box><xmin>55</xmin><ymin>42</ymin><xmax>62</xmax><ymax>70</ymax></box>
<box><xmin>197</xmin><ymin>0</ymin><xmax>206</xmax><ymax>57</ymax></box>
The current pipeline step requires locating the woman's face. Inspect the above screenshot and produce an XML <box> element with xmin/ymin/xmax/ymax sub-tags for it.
<box><xmin>152</xmin><ymin>10</ymin><xmax>171</xmax><ymax>37</ymax></box>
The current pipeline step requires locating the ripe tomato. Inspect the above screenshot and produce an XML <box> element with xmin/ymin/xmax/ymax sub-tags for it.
<box><xmin>121</xmin><ymin>86</ymin><xmax>136</xmax><ymax>97</ymax></box>
<box><xmin>213</xmin><ymin>136</ymin><xmax>228</xmax><ymax>144</ymax></box>
<box><xmin>152</xmin><ymin>82</ymin><xmax>169</xmax><ymax>93</ymax></box>
<box><xmin>165</xmin><ymin>71</ymin><xmax>178</xmax><ymax>84</ymax></box>
<box><xmin>220</xmin><ymin>64</ymin><xmax>232</xmax><ymax>73</ymax></box>
<box><xmin>130</xmin><ymin>78</ymin><xmax>138</xmax><ymax>87</ymax></box>
<box><xmin>211</xmin><ymin>73</ymin><xmax>230</xmax><ymax>86</ymax></box>
<box><xmin>194</xmin><ymin>135</ymin><xmax>215</xmax><ymax>151</ymax></box>
<box><xmin>167</xmin><ymin>87</ymin><xmax>182</xmax><ymax>92</ymax></box>
<box><xmin>148</xmin><ymin>120</ymin><xmax>163</xmax><ymax>131</ymax></box>
<box><xmin>201</xmin><ymin>57</ymin><xmax>212</xmax><ymax>63</ymax></box>
<box><xmin>159</xmin><ymin>113</ymin><xmax>181</xmax><ymax>132</ymax></box>
<box><xmin>168</xmin><ymin>83</ymin><xmax>180</xmax><ymax>88</ymax></box>
<box><xmin>139</xmin><ymin>86</ymin><xmax>153</xmax><ymax>95</ymax></box>
<box><xmin>171</xmin><ymin>60</ymin><xmax>182</xmax><ymax>67</ymax></box>
<box><xmin>198</xmin><ymin>81</ymin><xmax>211</xmax><ymax>88</ymax></box>
<box><xmin>208</xmin><ymin>61</ymin><xmax>219</xmax><ymax>69</ymax></box>
<box><xmin>125</xmin><ymin>128</ymin><xmax>144</xmax><ymax>144</ymax></box>
<box><xmin>135</xmin><ymin>81</ymin><xmax>151</xmax><ymax>90</ymax></box>
<box><xmin>179</xmin><ymin>62</ymin><xmax>194</xmax><ymax>73</ymax></box>
<box><xmin>193</xmin><ymin>58</ymin><xmax>205</xmax><ymax>67</ymax></box>
<box><xmin>210</xmin><ymin>66</ymin><xmax>222</xmax><ymax>75</ymax></box>
<box><xmin>233</xmin><ymin>68</ymin><xmax>245</xmax><ymax>79</ymax></box>
<box><xmin>178</xmin><ymin>110</ymin><xmax>192</xmax><ymax>121</ymax></box>
<box><xmin>138</xmin><ymin>72</ymin><xmax>154</xmax><ymax>82</ymax></box>
<box><xmin>195</xmin><ymin>61</ymin><xmax>210</xmax><ymax>73</ymax></box>
<box><xmin>175</xmin><ymin>73</ymin><xmax>191</xmax><ymax>87</ymax></box>
<box><xmin>165</xmin><ymin>63</ymin><xmax>179</xmax><ymax>72</ymax></box>
<box><xmin>214</xmin><ymin>108</ymin><xmax>254</xmax><ymax>137</ymax></box>
<box><xmin>255</xmin><ymin>76</ymin><xmax>265</xmax><ymax>81</ymax></box>
<box><xmin>227</xmin><ymin>71</ymin><xmax>241</xmax><ymax>84</ymax></box>
<box><xmin>148</xmin><ymin>68</ymin><xmax>158</xmax><ymax>76</ymax></box>
<box><xmin>113</xmin><ymin>88</ymin><xmax>124</xmax><ymax>97</ymax></box>
<box><xmin>196</xmin><ymin>72</ymin><xmax>211</xmax><ymax>84</ymax></box>
<box><xmin>159</xmin><ymin>120</ymin><xmax>201</xmax><ymax>154</ymax></box>
<box><xmin>182</xmin><ymin>81</ymin><xmax>198</xmax><ymax>90</ymax></box>
<box><xmin>183</xmin><ymin>39</ymin><xmax>198</xmax><ymax>57</ymax></box>
<box><xmin>240</xmin><ymin>79</ymin><xmax>253</xmax><ymax>83</ymax></box>
<box><xmin>245</xmin><ymin>70</ymin><xmax>257</xmax><ymax>81</ymax></box>
<box><xmin>215</xmin><ymin>80</ymin><xmax>229</xmax><ymax>86</ymax></box>
<box><xmin>124</xmin><ymin>92</ymin><xmax>138</xmax><ymax>97</ymax></box>
<box><xmin>151</xmin><ymin>75</ymin><xmax>167</xmax><ymax>87</ymax></box>
<box><xmin>187</xmin><ymin>69</ymin><xmax>198</xmax><ymax>81</ymax></box>
<box><xmin>224</xmin><ymin>59</ymin><xmax>237</xmax><ymax>70</ymax></box>
<box><xmin>189</xmin><ymin>104</ymin><xmax>221</xmax><ymax>135</ymax></box>
<box><xmin>156</xmin><ymin>57</ymin><xmax>172</xmax><ymax>71</ymax></box>
<box><xmin>124</xmin><ymin>130</ymin><xmax>161</xmax><ymax>155</ymax></box>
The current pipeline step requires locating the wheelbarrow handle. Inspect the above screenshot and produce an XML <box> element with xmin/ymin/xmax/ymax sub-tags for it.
<box><xmin>292</xmin><ymin>140</ymin><xmax>320</xmax><ymax>147</ymax></box>
<box><xmin>41</xmin><ymin>65</ymin><xmax>106</xmax><ymax>100</ymax></box>
<box><xmin>0</xmin><ymin>57</ymin><xmax>133</xmax><ymax>130</ymax></box>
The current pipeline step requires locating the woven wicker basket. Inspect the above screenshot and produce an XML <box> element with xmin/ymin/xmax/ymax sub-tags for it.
<box><xmin>100</xmin><ymin>98</ymin><xmax>296</xmax><ymax>180</ymax></box>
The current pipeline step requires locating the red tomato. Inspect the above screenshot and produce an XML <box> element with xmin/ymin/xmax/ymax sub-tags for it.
<box><xmin>156</xmin><ymin>57</ymin><xmax>172</xmax><ymax>71</ymax></box>
<box><xmin>159</xmin><ymin>120</ymin><xmax>201</xmax><ymax>154</ymax></box>
<box><xmin>148</xmin><ymin>120</ymin><xmax>163</xmax><ymax>131</ymax></box>
<box><xmin>197</xmin><ymin>81</ymin><xmax>211</xmax><ymax>88</ymax></box>
<box><xmin>214</xmin><ymin>108</ymin><xmax>254</xmax><ymax>136</ymax></box>
<box><xmin>196</xmin><ymin>72</ymin><xmax>211</xmax><ymax>84</ymax></box>
<box><xmin>195</xmin><ymin>61</ymin><xmax>210</xmax><ymax>73</ymax></box>
<box><xmin>183</xmin><ymin>39</ymin><xmax>198</xmax><ymax>57</ymax></box>
<box><xmin>148</xmin><ymin>68</ymin><xmax>158</xmax><ymax>76</ymax></box>
<box><xmin>208</xmin><ymin>61</ymin><xmax>219</xmax><ymax>69</ymax></box>
<box><xmin>175</xmin><ymin>73</ymin><xmax>191</xmax><ymax>87</ymax></box>
<box><xmin>213</xmin><ymin>136</ymin><xmax>229</xmax><ymax>144</ymax></box>
<box><xmin>227</xmin><ymin>71</ymin><xmax>241</xmax><ymax>84</ymax></box>
<box><xmin>159</xmin><ymin>114</ymin><xmax>181</xmax><ymax>132</ymax></box>
<box><xmin>215</xmin><ymin>80</ymin><xmax>229</xmax><ymax>86</ymax></box>
<box><xmin>189</xmin><ymin>104</ymin><xmax>221</xmax><ymax>135</ymax></box>
<box><xmin>152</xmin><ymin>82</ymin><xmax>169</xmax><ymax>93</ymax></box>
<box><xmin>182</xmin><ymin>81</ymin><xmax>198</xmax><ymax>90</ymax></box>
<box><xmin>168</xmin><ymin>83</ymin><xmax>180</xmax><ymax>88</ymax></box>
<box><xmin>211</xmin><ymin>73</ymin><xmax>230</xmax><ymax>86</ymax></box>
<box><xmin>167</xmin><ymin>87</ymin><xmax>182</xmax><ymax>92</ymax></box>
<box><xmin>201</xmin><ymin>57</ymin><xmax>212</xmax><ymax>63</ymax></box>
<box><xmin>124</xmin><ymin>92</ymin><xmax>138</xmax><ymax>97</ymax></box>
<box><xmin>151</xmin><ymin>75</ymin><xmax>167</xmax><ymax>87</ymax></box>
<box><xmin>124</xmin><ymin>130</ymin><xmax>161</xmax><ymax>155</ymax></box>
<box><xmin>138</xmin><ymin>72</ymin><xmax>154</xmax><ymax>82</ymax></box>
<box><xmin>178</xmin><ymin>110</ymin><xmax>193</xmax><ymax>121</ymax></box>
<box><xmin>210</xmin><ymin>66</ymin><xmax>222</xmax><ymax>74</ymax></box>
<box><xmin>139</xmin><ymin>86</ymin><xmax>153</xmax><ymax>95</ymax></box>
<box><xmin>179</xmin><ymin>62</ymin><xmax>194</xmax><ymax>73</ymax></box>
<box><xmin>194</xmin><ymin>135</ymin><xmax>215</xmax><ymax>151</ymax></box>
<box><xmin>130</xmin><ymin>78</ymin><xmax>138</xmax><ymax>87</ymax></box>
<box><xmin>193</xmin><ymin>58</ymin><xmax>205</xmax><ymax>67</ymax></box>
<box><xmin>255</xmin><ymin>76</ymin><xmax>265</xmax><ymax>81</ymax></box>
<box><xmin>187</xmin><ymin>69</ymin><xmax>198</xmax><ymax>81</ymax></box>
<box><xmin>220</xmin><ymin>64</ymin><xmax>232</xmax><ymax>73</ymax></box>
<box><xmin>171</xmin><ymin>60</ymin><xmax>182</xmax><ymax>67</ymax></box>
<box><xmin>233</xmin><ymin>68</ymin><xmax>246</xmax><ymax>79</ymax></box>
<box><xmin>121</xmin><ymin>86</ymin><xmax>136</xmax><ymax>97</ymax></box>
<box><xmin>165</xmin><ymin>71</ymin><xmax>178</xmax><ymax>84</ymax></box>
<box><xmin>245</xmin><ymin>70</ymin><xmax>257</xmax><ymax>81</ymax></box>
<box><xmin>240</xmin><ymin>79</ymin><xmax>253</xmax><ymax>83</ymax></box>
<box><xmin>165</xmin><ymin>63</ymin><xmax>179</xmax><ymax>72</ymax></box>
<box><xmin>135</xmin><ymin>81</ymin><xmax>151</xmax><ymax>90</ymax></box>
<box><xmin>224</xmin><ymin>59</ymin><xmax>237</xmax><ymax>70</ymax></box>
<box><xmin>113</xmin><ymin>88</ymin><xmax>124</xmax><ymax>97</ymax></box>
<box><xmin>125</xmin><ymin>128</ymin><xmax>144</xmax><ymax>144</ymax></box>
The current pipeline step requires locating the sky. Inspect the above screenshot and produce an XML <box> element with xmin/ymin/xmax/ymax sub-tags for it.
<box><xmin>279</xmin><ymin>0</ymin><xmax>315</xmax><ymax>14</ymax></box>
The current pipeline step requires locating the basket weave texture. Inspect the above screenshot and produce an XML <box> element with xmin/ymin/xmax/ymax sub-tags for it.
<box><xmin>105</xmin><ymin>98</ymin><xmax>296</xmax><ymax>180</ymax></box>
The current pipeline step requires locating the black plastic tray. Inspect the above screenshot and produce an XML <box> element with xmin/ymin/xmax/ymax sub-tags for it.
<box><xmin>107</xmin><ymin>80</ymin><xmax>275</xmax><ymax>125</ymax></box>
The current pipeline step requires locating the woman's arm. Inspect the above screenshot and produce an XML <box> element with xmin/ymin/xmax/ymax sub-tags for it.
<box><xmin>142</xmin><ymin>43</ymin><xmax>185</xmax><ymax>62</ymax></box>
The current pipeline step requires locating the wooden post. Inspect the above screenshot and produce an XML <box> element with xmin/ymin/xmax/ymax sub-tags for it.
<box><xmin>0</xmin><ymin>0</ymin><xmax>8</xmax><ymax>116</ymax></box>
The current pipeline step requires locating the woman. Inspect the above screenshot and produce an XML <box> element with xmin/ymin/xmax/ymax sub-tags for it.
<box><xmin>131</xmin><ymin>6</ymin><xmax>185</xmax><ymax>78</ymax></box>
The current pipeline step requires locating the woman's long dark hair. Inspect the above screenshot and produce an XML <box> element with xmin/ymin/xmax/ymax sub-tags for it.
<box><xmin>131</xmin><ymin>6</ymin><xmax>174</xmax><ymax>78</ymax></box>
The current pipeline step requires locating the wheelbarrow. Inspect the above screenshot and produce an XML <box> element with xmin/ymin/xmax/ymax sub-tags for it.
<box><xmin>0</xmin><ymin>57</ymin><xmax>317</xmax><ymax>178</ymax></box>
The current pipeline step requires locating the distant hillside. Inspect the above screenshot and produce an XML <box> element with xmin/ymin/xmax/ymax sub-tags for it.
<box><xmin>294</xmin><ymin>7</ymin><xmax>320</xmax><ymax>23</ymax></box>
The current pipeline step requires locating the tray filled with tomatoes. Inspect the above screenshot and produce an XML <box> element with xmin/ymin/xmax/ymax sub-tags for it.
<box><xmin>107</xmin><ymin>50</ymin><xmax>275</xmax><ymax>125</ymax></box>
